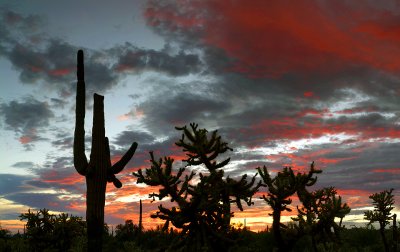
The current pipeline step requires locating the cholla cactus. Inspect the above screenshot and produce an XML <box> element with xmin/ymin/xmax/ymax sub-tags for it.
<box><xmin>74</xmin><ymin>50</ymin><xmax>138</xmax><ymax>251</ymax></box>
<box><xmin>294</xmin><ymin>187</ymin><xmax>350</xmax><ymax>250</ymax></box>
<box><xmin>257</xmin><ymin>162</ymin><xmax>321</xmax><ymax>252</ymax></box>
<box><xmin>364</xmin><ymin>189</ymin><xmax>395</xmax><ymax>252</ymax></box>
<box><xmin>134</xmin><ymin>123</ymin><xmax>260</xmax><ymax>251</ymax></box>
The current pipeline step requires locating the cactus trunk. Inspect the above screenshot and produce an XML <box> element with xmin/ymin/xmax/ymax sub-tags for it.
<box><xmin>139</xmin><ymin>199</ymin><xmax>142</xmax><ymax>232</ymax></box>
<box><xmin>272</xmin><ymin>206</ymin><xmax>285</xmax><ymax>251</ymax></box>
<box><xmin>86</xmin><ymin>93</ymin><xmax>107</xmax><ymax>251</ymax></box>
<box><xmin>393</xmin><ymin>214</ymin><xmax>398</xmax><ymax>252</ymax></box>
<box><xmin>74</xmin><ymin>50</ymin><xmax>138</xmax><ymax>252</ymax></box>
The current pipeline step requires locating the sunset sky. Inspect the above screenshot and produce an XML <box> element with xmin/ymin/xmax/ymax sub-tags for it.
<box><xmin>0</xmin><ymin>0</ymin><xmax>399</xmax><ymax>232</ymax></box>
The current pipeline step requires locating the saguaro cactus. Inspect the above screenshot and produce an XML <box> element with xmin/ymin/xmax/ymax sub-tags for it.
<box><xmin>74</xmin><ymin>50</ymin><xmax>138</xmax><ymax>251</ymax></box>
<box><xmin>139</xmin><ymin>199</ymin><xmax>142</xmax><ymax>233</ymax></box>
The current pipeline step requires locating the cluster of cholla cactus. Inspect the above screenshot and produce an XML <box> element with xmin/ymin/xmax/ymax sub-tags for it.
<box><xmin>19</xmin><ymin>208</ymin><xmax>85</xmax><ymax>251</ymax></box>
<box><xmin>258</xmin><ymin>162</ymin><xmax>351</xmax><ymax>252</ymax></box>
<box><xmin>294</xmin><ymin>186</ymin><xmax>350</xmax><ymax>251</ymax></box>
<box><xmin>73</xmin><ymin>50</ymin><xmax>138</xmax><ymax>251</ymax></box>
<box><xmin>257</xmin><ymin>163</ymin><xmax>322</xmax><ymax>251</ymax></box>
<box><xmin>364</xmin><ymin>189</ymin><xmax>395</xmax><ymax>252</ymax></box>
<box><xmin>133</xmin><ymin>123</ymin><xmax>260</xmax><ymax>251</ymax></box>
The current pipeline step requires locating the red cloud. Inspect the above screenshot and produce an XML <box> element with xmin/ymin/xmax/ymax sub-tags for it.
<box><xmin>19</xmin><ymin>135</ymin><xmax>33</xmax><ymax>144</ymax></box>
<box><xmin>372</xmin><ymin>168</ymin><xmax>400</xmax><ymax>174</ymax></box>
<box><xmin>248</xmin><ymin>111</ymin><xmax>400</xmax><ymax>144</ymax></box>
<box><xmin>303</xmin><ymin>91</ymin><xmax>315</xmax><ymax>98</ymax></box>
<box><xmin>49</xmin><ymin>68</ymin><xmax>71</xmax><ymax>76</ymax></box>
<box><xmin>146</xmin><ymin>0</ymin><xmax>400</xmax><ymax>77</ymax></box>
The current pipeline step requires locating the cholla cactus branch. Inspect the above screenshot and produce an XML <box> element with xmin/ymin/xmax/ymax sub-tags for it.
<box><xmin>133</xmin><ymin>123</ymin><xmax>260</xmax><ymax>251</ymax></box>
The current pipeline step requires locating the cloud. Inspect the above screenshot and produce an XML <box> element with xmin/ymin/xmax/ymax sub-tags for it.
<box><xmin>146</xmin><ymin>0</ymin><xmax>400</xmax><ymax>77</ymax></box>
<box><xmin>51</xmin><ymin>131</ymin><xmax>73</xmax><ymax>150</ymax></box>
<box><xmin>11</xmin><ymin>162</ymin><xmax>35</xmax><ymax>169</ymax></box>
<box><xmin>143</xmin><ymin>0</ymin><xmax>400</xmax><ymax>104</ymax></box>
<box><xmin>0</xmin><ymin>97</ymin><xmax>54</xmax><ymax>148</ymax></box>
<box><xmin>1</xmin><ymin>9</ymin><xmax>204</xmax><ymax>106</ymax></box>
<box><xmin>0</xmin><ymin>9</ymin><xmax>46</xmax><ymax>54</ymax></box>
<box><xmin>0</xmin><ymin>174</ymin><xmax>33</xmax><ymax>196</ymax></box>
<box><xmin>137</xmin><ymin>91</ymin><xmax>230</xmax><ymax>135</ymax></box>
<box><xmin>113</xmin><ymin>130</ymin><xmax>155</xmax><ymax>147</ymax></box>
<box><xmin>6</xmin><ymin>40</ymin><xmax>121</xmax><ymax>96</ymax></box>
<box><xmin>112</xmin><ymin>43</ymin><xmax>203</xmax><ymax>76</ymax></box>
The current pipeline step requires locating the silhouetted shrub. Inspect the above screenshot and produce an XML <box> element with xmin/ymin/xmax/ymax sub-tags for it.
<box><xmin>19</xmin><ymin>208</ymin><xmax>85</xmax><ymax>251</ymax></box>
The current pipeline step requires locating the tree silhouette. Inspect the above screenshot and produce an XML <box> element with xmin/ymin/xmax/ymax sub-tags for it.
<box><xmin>133</xmin><ymin>123</ymin><xmax>260</xmax><ymax>251</ymax></box>
<box><xmin>364</xmin><ymin>188</ymin><xmax>395</xmax><ymax>252</ymax></box>
<box><xmin>73</xmin><ymin>50</ymin><xmax>138</xmax><ymax>251</ymax></box>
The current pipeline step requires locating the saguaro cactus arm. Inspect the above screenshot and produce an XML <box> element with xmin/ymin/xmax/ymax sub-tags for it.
<box><xmin>74</xmin><ymin>49</ymin><xmax>88</xmax><ymax>176</ymax></box>
<box><xmin>104</xmin><ymin>138</ymin><xmax>138</xmax><ymax>188</ymax></box>
<box><xmin>109</xmin><ymin>142</ymin><xmax>138</xmax><ymax>174</ymax></box>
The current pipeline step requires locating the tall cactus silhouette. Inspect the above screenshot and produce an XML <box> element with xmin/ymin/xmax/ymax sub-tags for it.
<box><xmin>74</xmin><ymin>50</ymin><xmax>138</xmax><ymax>251</ymax></box>
<box><xmin>138</xmin><ymin>199</ymin><xmax>142</xmax><ymax>233</ymax></box>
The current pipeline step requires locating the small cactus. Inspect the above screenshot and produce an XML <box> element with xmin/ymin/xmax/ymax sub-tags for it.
<box><xmin>73</xmin><ymin>50</ymin><xmax>138</xmax><ymax>251</ymax></box>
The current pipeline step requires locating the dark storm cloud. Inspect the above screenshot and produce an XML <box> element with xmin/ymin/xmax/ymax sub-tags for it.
<box><xmin>51</xmin><ymin>131</ymin><xmax>73</xmax><ymax>150</ymax></box>
<box><xmin>0</xmin><ymin>97</ymin><xmax>54</xmax><ymax>147</ymax></box>
<box><xmin>0</xmin><ymin>9</ymin><xmax>45</xmax><ymax>53</ymax></box>
<box><xmin>113</xmin><ymin>130</ymin><xmax>155</xmax><ymax>147</ymax></box>
<box><xmin>28</xmin><ymin>156</ymin><xmax>85</xmax><ymax>194</ymax></box>
<box><xmin>142</xmin><ymin>0</ymin><xmax>400</xmax><ymax>106</ymax></box>
<box><xmin>2</xmin><ymin>10</ymin><xmax>43</xmax><ymax>32</ymax></box>
<box><xmin>0</xmin><ymin>174</ymin><xmax>32</xmax><ymax>196</ymax></box>
<box><xmin>289</xmin><ymin>142</ymin><xmax>400</xmax><ymax>195</ymax></box>
<box><xmin>1</xmin><ymin>8</ymin><xmax>204</xmax><ymax>104</ymax></box>
<box><xmin>6</xmin><ymin>40</ymin><xmax>120</xmax><ymax>96</ymax></box>
<box><xmin>138</xmin><ymin>91</ymin><xmax>230</xmax><ymax>135</ymax></box>
<box><xmin>112</xmin><ymin>43</ymin><xmax>203</xmax><ymax>76</ymax></box>
<box><xmin>50</xmin><ymin>98</ymin><xmax>68</xmax><ymax>108</ymax></box>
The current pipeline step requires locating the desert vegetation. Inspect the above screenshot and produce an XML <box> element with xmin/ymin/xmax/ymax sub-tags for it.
<box><xmin>0</xmin><ymin>122</ymin><xmax>398</xmax><ymax>251</ymax></box>
<box><xmin>0</xmin><ymin>187</ymin><xmax>398</xmax><ymax>252</ymax></box>
<box><xmin>1</xmin><ymin>50</ymin><xmax>398</xmax><ymax>252</ymax></box>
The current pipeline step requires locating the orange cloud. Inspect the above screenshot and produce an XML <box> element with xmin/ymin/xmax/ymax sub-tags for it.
<box><xmin>41</xmin><ymin>171</ymin><xmax>84</xmax><ymax>185</ymax></box>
